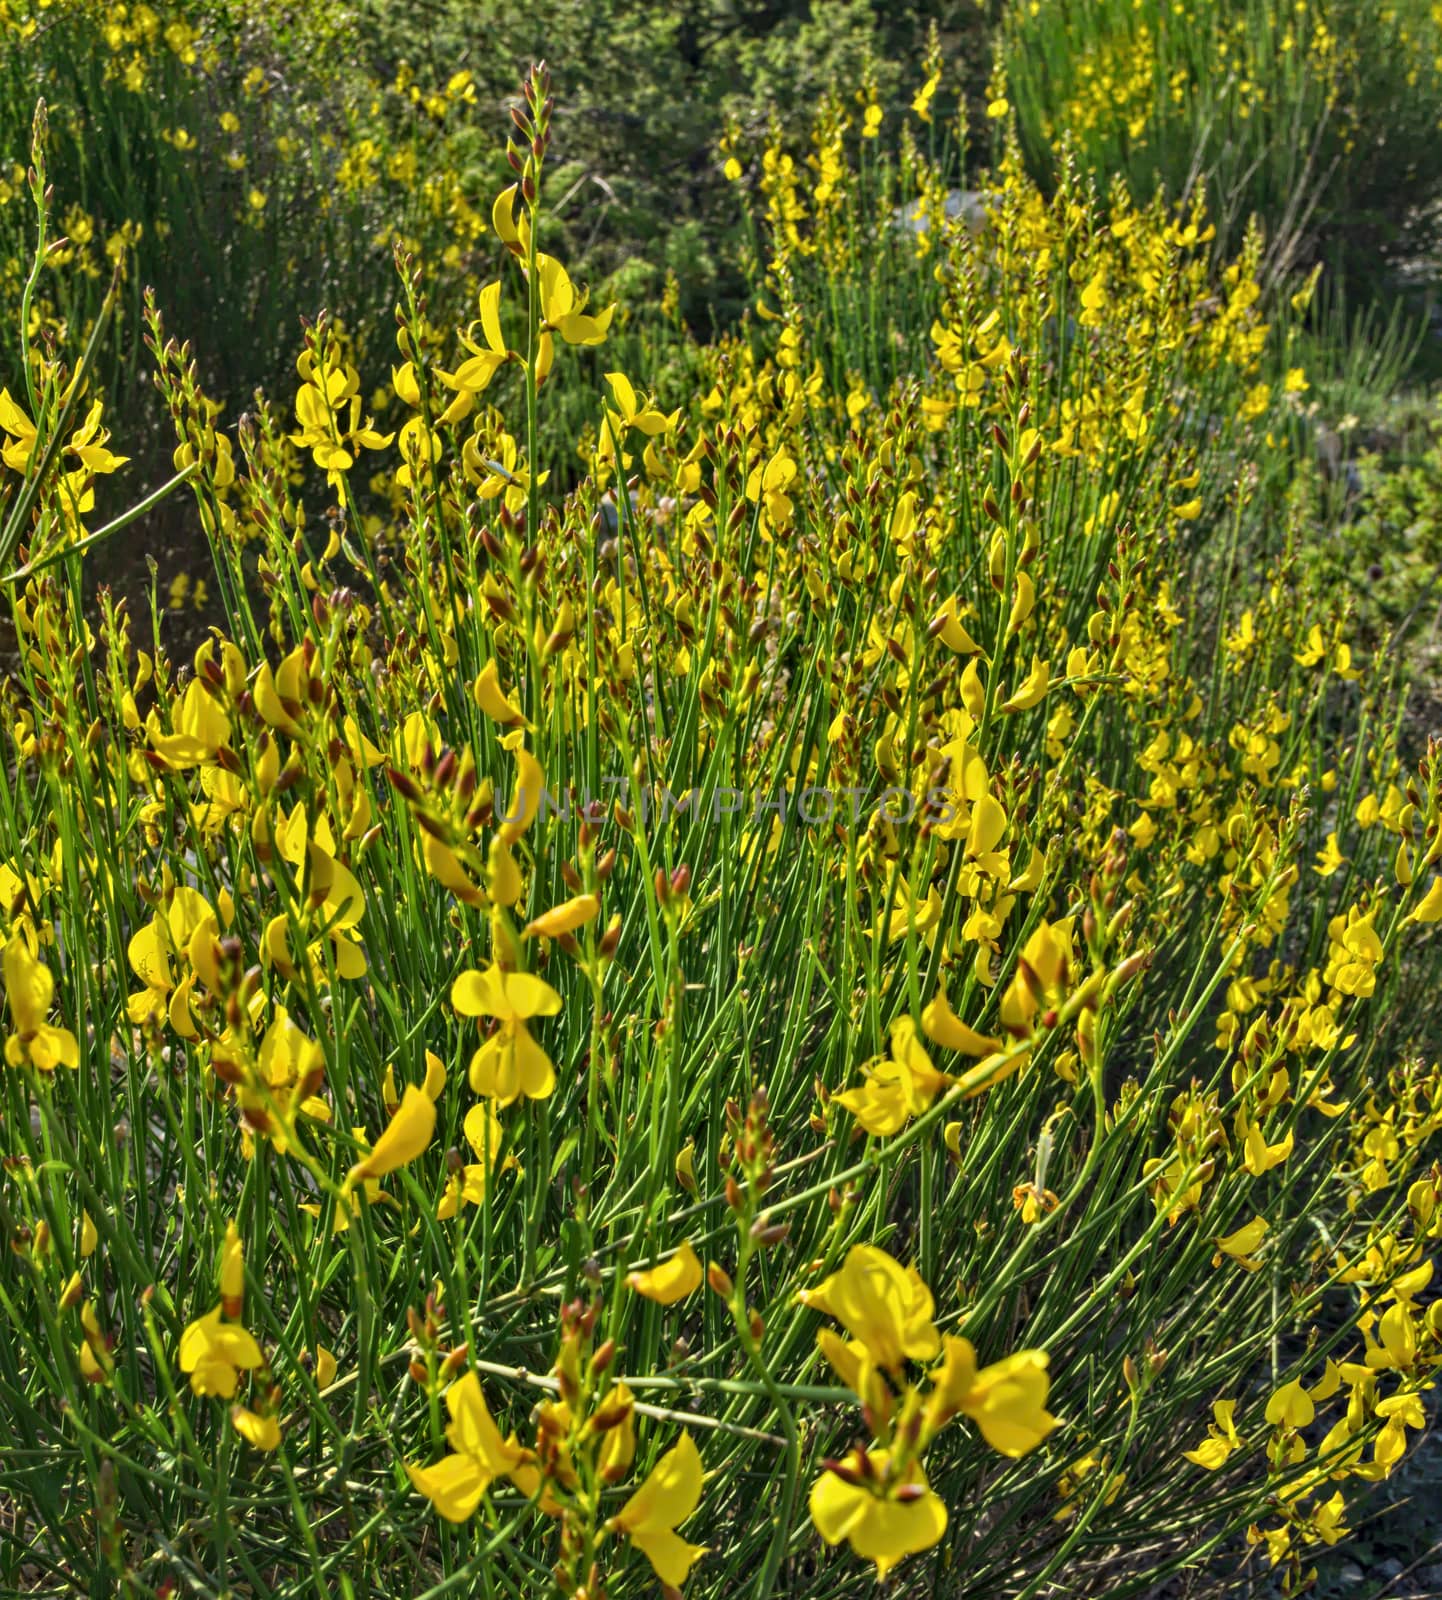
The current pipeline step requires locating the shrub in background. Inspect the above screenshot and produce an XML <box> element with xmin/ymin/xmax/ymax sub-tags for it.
<box><xmin>0</xmin><ymin>1</ymin><xmax>493</xmax><ymax>421</ymax></box>
<box><xmin>1000</xmin><ymin>0</ymin><xmax>1442</xmax><ymax>284</ymax></box>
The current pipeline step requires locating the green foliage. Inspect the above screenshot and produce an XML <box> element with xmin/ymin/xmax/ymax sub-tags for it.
<box><xmin>1</xmin><ymin>63</ymin><xmax>1441</xmax><ymax>1599</ymax></box>
<box><xmin>999</xmin><ymin>0</ymin><xmax>1442</xmax><ymax>285</ymax></box>
<box><xmin>1300</xmin><ymin>402</ymin><xmax>1442</xmax><ymax>703</ymax></box>
<box><xmin>343</xmin><ymin>0</ymin><xmax>994</xmax><ymax>330</ymax></box>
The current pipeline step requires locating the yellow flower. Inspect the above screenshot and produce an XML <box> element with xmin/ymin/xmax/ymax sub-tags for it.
<box><xmin>1313</xmin><ymin>832</ymin><xmax>1345</xmax><ymax>877</ymax></box>
<box><xmin>406</xmin><ymin>1372</ymin><xmax>534</xmax><ymax>1523</ymax></box>
<box><xmin>67</xmin><ymin>399</ymin><xmax>128</xmax><ymax>474</ymax></box>
<box><xmin>1314</xmin><ymin>1490</ymin><xmax>1350</xmax><ymax>1545</ymax></box>
<box><xmin>536</xmin><ymin>254</ymin><xmax>615</xmax><ymax>348</ymax></box>
<box><xmin>1213</xmin><ymin>1215</ymin><xmax>1269</xmax><ymax>1270</ymax></box>
<box><xmin>1183</xmin><ymin>1399</ymin><xmax>1241</xmax><ymax>1468</ymax></box>
<box><xmin>452</xmin><ymin>965</ymin><xmax>561</xmax><ymax>1104</ymax></box>
<box><xmin>1000</xmin><ymin>654</ymin><xmax>1051</xmax><ymax>714</ymax></box>
<box><xmin>816</xmin><ymin>1329</ymin><xmax>894</xmax><ymax>1426</ymax></box>
<box><xmin>497</xmin><ymin>743</ymin><xmax>545</xmax><ymax>845</ymax></box>
<box><xmin>220</xmin><ymin>1220</ymin><xmax>245</xmax><ymax>1316</ymax></box>
<box><xmin>965</xmin><ymin>792</ymin><xmax>1010</xmax><ymax>877</ymax></box>
<box><xmin>1323</xmin><ymin>907</ymin><xmax>1383</xmax><ymax>998</ymax></box>
<box><xmin>603</xmin><ymin>371</ymin><xmax>677</xmax><ymax>437</ymax></box>
<box><xmin>442</xmin><ymin>280</ymin><xmax>512</xmax><ymax>395</ymax></box>
<box><xmin>231</xmin><ymin>1405</ymin><xmax>283</xmax><ymax>1450</ymax></box>
<box><xmin>492</xmin><ymin>182</ymin><xmax>532</xmax><ymax>258</ymax></box>
<box><xmin>925</xmin><ymin>1336</ymin><xmax>1059</xmax><ymax>1457</ymax></box>
<box><xmin>0</xmin><ymin>387</ymin><xmax>38</xmax><ymax>470</ymax></box>
<box><xmin>809</xmin><ymin>1447</ymin><xmax>947</xmax><ymax>1579</ymax></box>
<box><xmin>3</xmin><ymin>936</ymin><xmax>79</xmax><ymax>1071</ymax></box>
<box><xmin>1241</xmin><ymin>1115</ymin><xmax>1294</xmax><ymax>1176</ymax></box>
<box><xmin>997</xmin><ymin>919</ymin><xmax>1069</xmax><ymax>1041</ymax></box>
<box><xmin>290</xmin><ymin>352</ymin><xmax>393</xmax><ymax>485</ymax></box>
<box><xmin>77</xmin><ymin>1300</ymin><xmax>114</xmax><ymax>1383</ymax></box>
<box><xmin>437</xmin><ymin>1101</ymin><xmax>505</xmax><ymax>1220</ymax></box>
<box><xmin>797</xmin><ymin>1245</ymin><xmax>939</xmax><ymax>1371</ymax></box>
<box><xmin>596</xmin><ymin>1382</ymin><xmax>638</xmax><ymax>1482</ymax></box>
<box><xmin>147</xmin><ymin>676</ymin><xmax>232</xmax><ymax>769</ymax></box>
<box><xmin>745</xmin><ymin>448</ymin><xmax>798</xmax><ymax>528</ymax></box>
<box><xmin>178</xmin><ymin>1304</ymin><xmax>264</xmax><ymax>1398</ymax></box>
<box><xmin>911</xmin><ymin>71</ymin><xmax>940</xmax><ymax>124</ymax></box>
<box><xmin>836</xmin><ymin>1018</ymin><xmax>950</xmax><ymax>1136</ymax></box>
<box><xmin>347</xmin><ymin>1085</ymin><xmax>436</xmax><ymax>1185</ymax></box>
<box><xmin>608</xmin><ymin>1431</ymin><xmax>707</xmax><ymax>1588</ymax></box>
<box><xmin>627</xmin><ymin>1241</ymin><xmax>703</xmax><ymax>1305</ymax></box>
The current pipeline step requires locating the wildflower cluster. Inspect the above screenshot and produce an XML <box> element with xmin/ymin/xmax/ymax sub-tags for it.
<box><xmin>0</xmin><ymin>51</ymin><xmax>1438</xmax><ymax>1600</ymax></box>
<box><xmin>1002</xmin><ymin>0</ymin><xmax>1442</xmax><ymax>273</ymax></box>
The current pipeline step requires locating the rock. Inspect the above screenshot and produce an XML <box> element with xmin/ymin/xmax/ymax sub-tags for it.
<box><xmin>893</xmin><ymin>189</ymin><xmax>992</xmax><ymax>240</ymax></box>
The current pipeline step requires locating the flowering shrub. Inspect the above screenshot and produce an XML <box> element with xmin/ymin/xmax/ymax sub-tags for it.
<box><xmin>0</xmin><ymin>0</ymin><xmax>493</xmax><ymax>427</ymax></box>
<box><xmin>0</xmin><ymin>54</ymin><xmax>1440</xmax><ymax>1600</ymax></box>
<box><xmin>1000</xmin><ymin>0</ymin><xmax>1442</xmax><ymax>278</ymax></box>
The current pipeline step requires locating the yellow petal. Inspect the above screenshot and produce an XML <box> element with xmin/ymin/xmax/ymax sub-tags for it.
<box><xmin>523</xmin><ymin>894</ymin><xmax>600</xmax><ymax>940</ymax></box>
<box><xmin>615</xmin><ymin>1430</ymin><xmax>703</xmax><ymax>1534</ymax></box>
<box><xmin>220</xmin><ymin>1221</ymin><xmax>245</xmax><ymax>1308</ymax></box>
<box><xmin>452</xmin><ymin>966</ymin><xmax>506</xmax><ymax>1018</ymax></box>
<box><xmin>1182</xmin><ymin>1435</ymin><xmax>1234</xmax><ymax>1469</ymax></box>
<box><xmin>349</xmin><ymin>1086</ymin><xmax>435</xmax><ymax>1183</ymax></box>
<box><xmin>498</xmin><ymin>746</ymin><xmax>544</xmax><ymax>844</ymax></box>
<box><xmin>406</xmin><ymin>1451</ymin><xmax>492</xmax><ymax>1523</ymax></box>
<box><xmin>1215</xmin><ymin>1215</ymin><xmax>1269</xmax><ymax>1259</ymax></box>
<box><xmin>473</xmin><ymin>659</ymin><xmax>528</xmax><ymax>727</ymax></box>
<box><xmin>961</xmin><ymin>1350</ymin><xmax>1058</xmax><ymax>1457</ymax></box>
<box><xmin>1264</xmin><ymin>1378</ymin><xmax>1315</xmax><ymax>1429</ymax></box>
<box><xmin>1408</xmin><ymin>876</ymin><xmax>1442</xmax><ymax>923</ymax></box>
<box><xmin>629</xmin><ymin>1527</ymin><xmax>708</xmax><ymax>1587</ymax></box>
<box><xmin>921</xmin><ymin>986</ymin><xmax>999</xmax><ymax>1055</ymax></box>
<box><xmin>809</xmin><ymin>1451</ymin><xmax>947</xmax><ymax>1579</ymax></box>
<box><xmin>231</xmin><ymin>1406</ymin><xmax>282</xmax><ymax>1451</ymax></box>
<box><xmin>627</xmin><ymin>1241</ymin><xmax>703</xmax><ymax>1305</ymax></box>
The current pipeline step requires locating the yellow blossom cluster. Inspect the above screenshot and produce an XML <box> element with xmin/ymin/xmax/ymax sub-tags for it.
<box><xmin>0</xmin><ymin>50</ymin><xmax>1439</xmax><ymax>1600</ymax></box>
